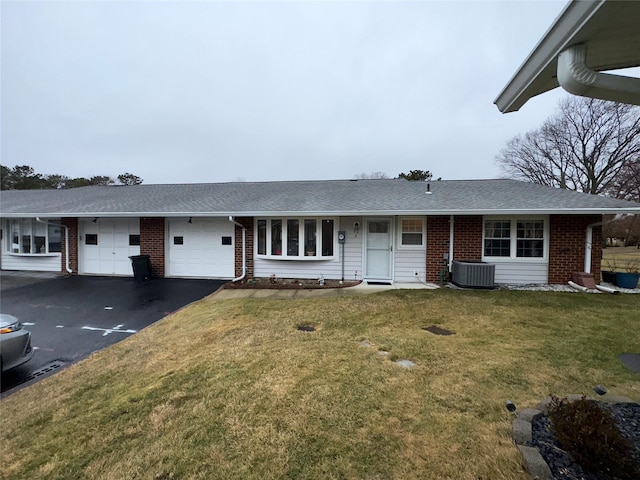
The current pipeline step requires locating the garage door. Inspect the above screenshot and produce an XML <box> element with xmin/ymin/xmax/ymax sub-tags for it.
<box><xmin>167</xmin><ymin>218</ymin><xmax>235</xmax><ymax>278</ymax></box>
<box><xmin>81</xmin><ymin>218</ymin><xmax>140</xmax><ymax>276</ymax></box>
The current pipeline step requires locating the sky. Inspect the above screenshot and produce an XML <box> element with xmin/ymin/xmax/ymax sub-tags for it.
<box><xmin>1</xmin><ymin>0</ymin><xmax>574</xmax><ymax>185</ymax></box>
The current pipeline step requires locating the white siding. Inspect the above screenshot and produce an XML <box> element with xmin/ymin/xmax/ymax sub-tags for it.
<box><xmin>394</xmin><ymin>216</ymin><xmax>426</xmax><ymax>283</ymax></box>
<box><xmin>0</xmin><ymin>252</ymin><xmax>61</xmax><ymax>272</ymax></box>
<box><xmin>253</xmin><ymin>217</ymin><xmax>364</xmax><ymax>281</ymax></box>
<box><xmin>394</xmin><ymin>250</ymin><xmax>426</xmax><ymax>283</ymax></box>
<box><xmin>492</xmin><ymin>261</ymin><xmax>548</xmax><ymax>284</ymax></box>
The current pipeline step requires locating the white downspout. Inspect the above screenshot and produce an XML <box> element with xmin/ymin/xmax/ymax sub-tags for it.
<box><xmin>229</xmin><ymin>216</ymin><xmax>246</xmax><ymax>282</ymax></box>
<box><xmin>584</xmin><ymin>222</ymin><xmax>600</xmax><ymax>273</ymax></box>
<box><xmin>585</xmin><ymin>214</ymin><xmax>628</xmax><ymax>274</ymax></box>
<box><xmin>557</xmin><ymin>44</ymin><xmax>640</xmax><ymax>106</ymax></box>
<box><xmin>36</xmin><ymin>217</ymin><xmax>72</xmax><ymax>274</ymax></box>
<box><xmin>449</xmin><ymin>215</ymin><xmax>454</xmax><ymax>271</ymax></box>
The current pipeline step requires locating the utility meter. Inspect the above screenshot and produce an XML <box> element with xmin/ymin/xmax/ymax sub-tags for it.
<box><xmin>338</xmin><ymin>231</ymin><xmax>346</xmax><ymax>244</ymax></box>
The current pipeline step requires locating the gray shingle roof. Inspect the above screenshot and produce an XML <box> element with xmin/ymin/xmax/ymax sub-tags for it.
<box><xmin>1</xmin><ymin>179</ymin><xmax>639</xmax><ymax>217</ymax></box>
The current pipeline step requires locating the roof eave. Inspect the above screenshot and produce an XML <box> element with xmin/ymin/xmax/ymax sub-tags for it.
<box><xmin>1</xmin><ymin>207</ymin><xmax>638</xmax><ymax>219</ymax></box>
<box><xmin>494</xmin><ymin>0</ymin><xmax>606</xmax><ymax>113</ymax></box>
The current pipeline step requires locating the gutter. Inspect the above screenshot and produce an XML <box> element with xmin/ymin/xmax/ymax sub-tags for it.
<box><xmin>36</xmin><ymin>217</ymin><xmax>72</xmax><ymax>274</ymax></box>
<box><xmin>557</xmin><ymin>44</ymin><xmax>640</xmax><ymax>106</ymax></box>
<box><xmin>228</xmin><ymin>216</ymin><xmax>246</xmax><ymax>282</ymax></box>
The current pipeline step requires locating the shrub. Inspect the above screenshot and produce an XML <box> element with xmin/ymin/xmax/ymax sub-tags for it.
<box><xmin>548</xmin><ymin>395</ymin><xmax>639</xmax><ymax>479</ymax></box>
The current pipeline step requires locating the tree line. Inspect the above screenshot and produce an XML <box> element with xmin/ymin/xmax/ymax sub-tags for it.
<box><xmin>0</xmin><ymin>165</ymin><xmax>143</xmax><ymax>190</ymax></box>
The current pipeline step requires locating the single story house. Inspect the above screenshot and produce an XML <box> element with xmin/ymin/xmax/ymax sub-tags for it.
<box><xmin>2</xmin><ymin>178</ymin><xmax>639</xmax><ymax>286</ymax></box>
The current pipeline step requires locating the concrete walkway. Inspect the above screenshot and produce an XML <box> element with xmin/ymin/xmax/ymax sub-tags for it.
<box><xmin>213</xmin><ymin>281</ymin><xmax>439</xmax><ymax>300</ymax></box>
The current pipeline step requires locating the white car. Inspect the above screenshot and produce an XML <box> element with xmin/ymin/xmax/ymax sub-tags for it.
<box><xmin>0</xmin><ymin>314</ymin><xmax>34</xmax><ymax>373</ymax></box>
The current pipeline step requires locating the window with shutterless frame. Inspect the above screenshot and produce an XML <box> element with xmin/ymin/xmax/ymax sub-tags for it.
<box><xmin>256</xmin><ymin>218</ymin><xmax>336</xmax><ymax>259</ymax></box>
<box><xmin>483</xmin><ymin>217</ymin><xmax>547</xmax><ymax>259</ymax></box>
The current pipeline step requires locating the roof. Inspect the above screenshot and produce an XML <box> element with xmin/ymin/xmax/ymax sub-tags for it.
<box><xmin>1</xmin><ymin>179</ymin><xmax>639</xmax><ymax>218</ymax></box>
<box><xmin>495</xmin><ymin>0</ymin><xmax>640</xmax><ymax>112</ymax></box>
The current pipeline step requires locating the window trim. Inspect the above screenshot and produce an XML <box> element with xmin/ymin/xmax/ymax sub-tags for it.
<box><xmin>397</xmin><ymin>217</ymin><xmax>426</xmax><ymax>250</ymax></box>
<box><xmin>255</xmin><ymin>217</ymin><xmax>337</xmax><ymax>260</ymax></box>
<box><xmin>482</xmin><ymin>216</ymin><xmax>549</xmax><ymax>261</ymax></box>
<box><xmin>3</xmin><ymin>219</ymin><xmax>63</xmax><ymax>256</ymax></box>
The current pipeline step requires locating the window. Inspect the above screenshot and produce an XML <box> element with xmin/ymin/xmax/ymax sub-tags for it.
<box><xmin>483</xmin><ymin>218</ymin><xmax>546</xmax><ymax>259</ymax></box>
<box><xmin>257</xmin><ymin>219</ymin><xmax>267</xmax><ymax>255</ymax></box>
<box><xmin>287</xmin><ymin>219</ymin><xmax>299</xmax><ymax>256</ymax></box>
<box><xmin>257</xmin><ymin>218</ymin><xmax>336</xmax><ymax>259</ymax></box>
<box><xmin>304</xmin><ymin>219</ymin><xmax>316</xmax><ymax>256</ymax></box>
<box><xmin>517</xmin><ymin>220</ymin><xmax>544</xmax><ymax>258</ymax></box>
<box><xmin>484</xmin><ymin>220</ymin><xmax>511</xmax><ymax>257</ymax></box>
<box><xmin>322</xmin><ymin>220</ymin><xmax>334</xmax><ymax>256</ymax></box>
<box><xmin>4</xmin><ymin>219</ymin><xmax>63</xmax><ymax>254</ymax></box>
<box><xmin>85</xmin><ymin>234</ymin><xmax>98</xmax><ymax>246</ymax></box>
<box><xmin>400</xmin><ymin>218</ymin><xmax>424</xmax><ymax>246</ymax></box>
<box><xmin>271</xmin><ymin>219</ymin><xmax>282</xmax><ymax>256</ymax></box>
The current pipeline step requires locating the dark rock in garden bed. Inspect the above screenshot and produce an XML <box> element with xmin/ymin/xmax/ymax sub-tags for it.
<box><xmin>530</xmin><ymin>402</ymin><xmax>640</xmax><ymax>480</ymax></box>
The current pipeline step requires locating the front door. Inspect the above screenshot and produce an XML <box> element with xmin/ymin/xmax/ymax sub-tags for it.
<box><xmin>365</xmin><ymin>219</ymin><xmax>393</xmax><ymax>281</ymax></box>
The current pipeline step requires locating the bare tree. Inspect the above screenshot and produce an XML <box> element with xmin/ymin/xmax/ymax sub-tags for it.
<box><xmin>496</xmin><ymin>98</ymin><xmax>640</xmax><ymax>195</ymax></box>
<box><xmin>609</xmin><ymin>156</ymin><xmax>640</xmax><ymax>203</ymax></box>
<box><xmin>354</xmin><ymin>171</ymin><xmax>389</xmax><ymax>179</ymax></box>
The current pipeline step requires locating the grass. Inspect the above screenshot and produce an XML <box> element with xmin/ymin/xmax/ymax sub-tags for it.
<box><xmin>602</xmin><ymin>245</ymin><xmax>640</xmax><ymax>272</ymax></box>
<box><xmin>1</xmin><ymin>289</ymin><xmax>639</xmax><ymax>480</ymax></box>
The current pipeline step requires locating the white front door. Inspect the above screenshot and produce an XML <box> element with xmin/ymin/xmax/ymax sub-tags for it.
<box><xmin>81</xmin><ymin>219</ymin><xmax>140</xmax><ymax>275</ymax></box>
<box><xmin>365</xmin><ymin>219</ymin><xmax>393</xmax><ymax>281</ymax></box>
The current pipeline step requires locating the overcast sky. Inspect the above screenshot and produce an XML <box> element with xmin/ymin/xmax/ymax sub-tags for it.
<box><xmin>2</xmin><ymin>0</ymin><xmax>574</xmax><ymax>185</ymax></box>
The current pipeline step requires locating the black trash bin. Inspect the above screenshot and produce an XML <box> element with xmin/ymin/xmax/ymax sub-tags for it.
<box><xmin>129</xmin><ymin>255</ymin><xmax>151</xmax><ymax>282</ymax></box>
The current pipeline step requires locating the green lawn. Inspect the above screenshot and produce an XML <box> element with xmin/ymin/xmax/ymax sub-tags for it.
<box><xmin>1</xmin><ymin>289</ymin><xmax>639</xmax><ymax>480</ymax></box>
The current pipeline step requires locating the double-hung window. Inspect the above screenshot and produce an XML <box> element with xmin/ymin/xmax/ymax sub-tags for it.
<box><xmin>483</xmin><ymin>218</ymin><xmax>546</xmax><ymax>259</ymax></box>
<box><xmin>4</xmin><ymin>219</ymin><xmax>62</xmax><ymax>255</ymax></box>
<box><xmin>399</xmin><ymin>218</ymin><xmax>425</xmax><ymax>248</ymax></box>
<box><xmin>256</xmin><ymin>218</ymin><xmax>335</xmax><ymax>259</ymax></box>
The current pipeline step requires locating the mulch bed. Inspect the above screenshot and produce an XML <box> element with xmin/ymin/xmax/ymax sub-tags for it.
<box><xmin>224</xmin><ymin>278</ymin><xmax>361</xmax><ymax>290</ymax></box>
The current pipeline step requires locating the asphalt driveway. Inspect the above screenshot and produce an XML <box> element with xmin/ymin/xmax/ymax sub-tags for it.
<box><xmin>0</xmin><ymin>273</ymin><xmax>225</xmax><ymax>396</ymax></box>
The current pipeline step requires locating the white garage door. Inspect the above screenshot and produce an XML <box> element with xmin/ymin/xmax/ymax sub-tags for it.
<box><xmin>81</xmin><ymin>218</ymin><xmax>140</xmax><ymax>276</ymax></box>
<box><xmin>168</xmin><ymin>218</ymin><xmax>235</xmax><ymax>278</ymax></box>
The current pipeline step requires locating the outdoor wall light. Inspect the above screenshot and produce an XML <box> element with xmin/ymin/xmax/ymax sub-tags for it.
<box><xmin>353</xmin><ymin>222</ymin><xmax>359</xmax><ymax>237</ymax></box>
<box><xmin>188</xmin><ymin>217</ymin><xmax>193</xmax><ymax>224</ymax></box>
<box><xmin>92</xmin><ymin>217</ymin><xmax>99</xmax><ymax>223</ymax></box>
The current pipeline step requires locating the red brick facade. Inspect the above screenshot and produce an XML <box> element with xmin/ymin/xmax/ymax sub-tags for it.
<box><xmin>453</xmin><ymin>216</ymin><xmax>483</xmax><ymax>261</ymax></box>
<box><xmin>548</xmin><ymin>214</ymin><xmax>602</xmax><ymax>284</ymax></box>
<box><xmin>61</xmin><ymin>218</ymin><xmax>79</xmax><ymax>274</ymax></box>
<box><xmin>55</xmin><ymin>214</ymin><xmax>603</xmax><ymax>285</ymax></box>
<box><xmin>140</xmin><ymin>217</ymin><xmax>166</xmax><ymax>278</ymax></box>
<box><xmin>233</xmin><ymin>217</ymin><xmax>254</xmax><ymax>278</ymax></box>
<box><xmin>426</xmin><ymin>216</ymin><xmax>450</xmax><ymax>283</ymax></box>
<box><xmin>425</xmin><ymin>216</ymin><xmax>485</xmax><ymax>282</ymax></box>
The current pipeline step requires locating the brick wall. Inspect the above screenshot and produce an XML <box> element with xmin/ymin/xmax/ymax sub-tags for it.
<box><xmin>140</xmin><ymin>217</ymin><xmax>165</xmax><ymax>278</ymax></box>
<box><xmin>234</xmin><ymin>217</ymin><xmax>254</xmax><ymax>279</ymax></box>
<box><xmin>61</xmin><ymin>218</ymin><xmax>78</xmax><ymax>274</ymax></box>
<box><xmin>426</xmin><ymin>216</ymin><xmax>450</xmax><ymax>282</ymax></box>
<box><xmin>426</xmin><ymin>216</ymin><xmax>484</xmax><ymax>282</ymax></box>
<box><xmin>453</xmin><ymin>216</ymin><xmax>483</xmax><ymax>261</ymax></box>
<box><xmin>549</xmin><ymin>214</ymin><xmax>602</xmax><ymax>284</ymax></box>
